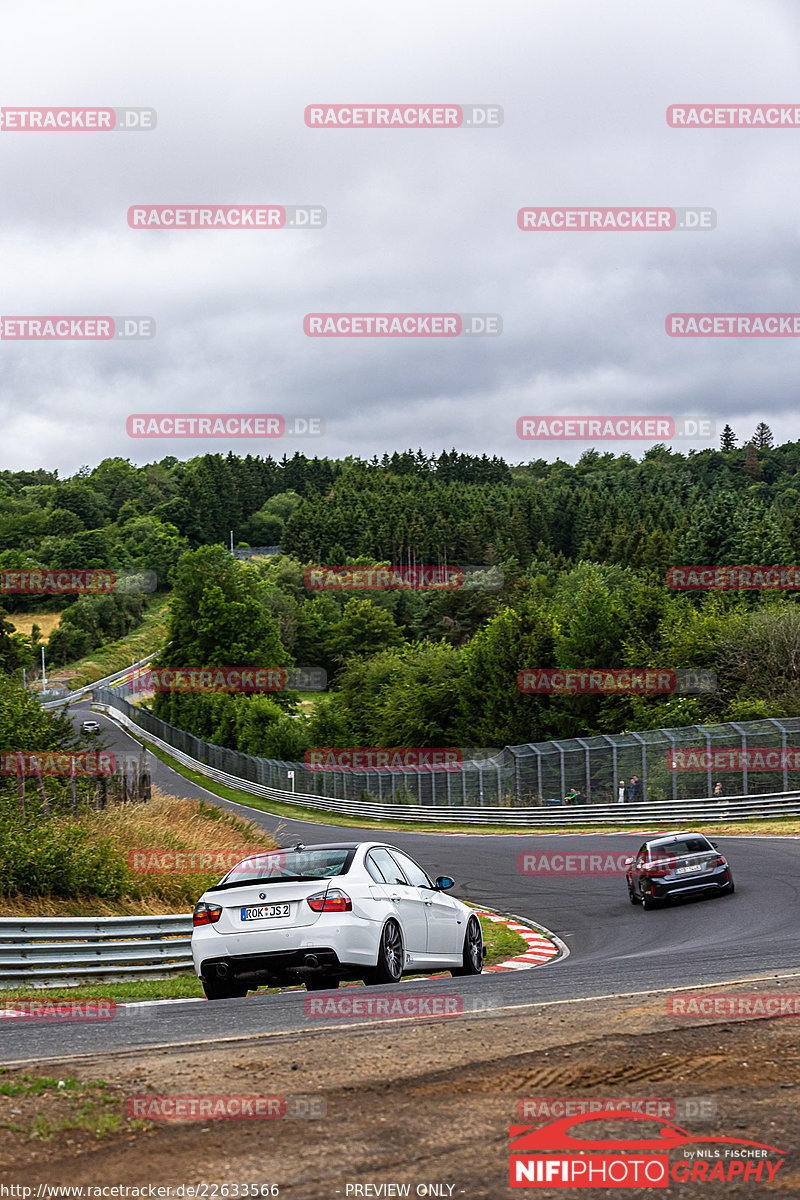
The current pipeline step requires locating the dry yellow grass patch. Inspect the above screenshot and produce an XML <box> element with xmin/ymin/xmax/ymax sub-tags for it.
<box><xmin>7</xmin><ymin>611</ymin><xmax>62</xmax><ymax>639</ymax></box>
<box><xmin>81</xmin><ymin>785</ymin><xmax>275</xmax><ymax>855</ymax></box>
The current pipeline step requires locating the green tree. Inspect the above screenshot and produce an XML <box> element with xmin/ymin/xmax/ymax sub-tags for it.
<box><xmin>743</xmin><ymin>443</ymin><xmax>762</xmax><ymax>480</ymax></box>
<box><xmin>325</xmin><ymin>598</ymin><xmax>404</xmax><ymax>668</ymax></box>
<box><xmin>0</xmin><ymin>608</ymin><xmax>31</xmax><ymax>673</ymax></box>
<box><xmin>117</xmin><ymin>516</ymin><xmax>188</xmax><ymax>587</ymax></box>
<box><xmin>155</xmin><ymin>546</ymin><xmax>288</xmax><ymax>670</ymax></box>
<box><xmin>751</xmin><ymin>423</ymin><xmax>774</xmax><ymax>449</ymax></box>
<box><xmin>456</xmin><ymin>595</ymin><xmax>559</xmax><ymax>745</ymax></box>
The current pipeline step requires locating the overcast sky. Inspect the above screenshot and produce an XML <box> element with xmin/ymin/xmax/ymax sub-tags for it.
<box><xmin>1</xmin><ymin>0</ymin><xmax>799</xmax><ymax>475</ymax></box>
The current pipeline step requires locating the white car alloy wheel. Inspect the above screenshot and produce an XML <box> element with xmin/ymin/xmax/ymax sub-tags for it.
<box><xmin>451</xmin><ymin>915</ymin><xmax>483</xmax><ymax>976</ymax></box>
<box><xmin>365</xmin><ymin>920</ymin><xmax>404</xmax><ymax>985</ymax></box>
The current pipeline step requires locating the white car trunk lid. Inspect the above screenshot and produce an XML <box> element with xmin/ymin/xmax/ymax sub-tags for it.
<box><xmin>209</xmin><ymin>880</ymin><xmax>328</xmax><ymax>932</ymax></box>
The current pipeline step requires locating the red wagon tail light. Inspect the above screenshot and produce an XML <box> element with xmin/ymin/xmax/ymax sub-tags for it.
<box><xmin>307</xmin><ymin>889</ymin><xmax>352</xmax><ymax>913</ymax></box>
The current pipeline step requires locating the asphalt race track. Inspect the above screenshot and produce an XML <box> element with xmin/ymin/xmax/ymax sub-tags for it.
<box><xmin>3</xmin><ymin>700</ymin><xmax>798</xmax><ymax>1064</ymax></box>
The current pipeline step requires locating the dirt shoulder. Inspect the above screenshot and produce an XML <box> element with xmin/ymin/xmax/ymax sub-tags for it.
<box><xmin>2</xmin><ymin>977</ymin><xmax>799</xmax><ymax>1196</ymax></box>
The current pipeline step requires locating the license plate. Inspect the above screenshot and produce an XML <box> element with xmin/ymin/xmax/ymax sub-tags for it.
<box><xmin>675</xmin><ymin>864</ymin><xmax>704</xmax><ymax>874</ymax></box>
<box><xmin>240</xmin><ymin>904</ymin><xmax>291</xmax><ymax>921</ymax></box>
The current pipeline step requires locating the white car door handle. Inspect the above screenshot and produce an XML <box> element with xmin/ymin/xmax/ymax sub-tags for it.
<box><xmin>423</xmin><ymin>900</ymin><xmax>433</xmax><ymax>906</ymax></box>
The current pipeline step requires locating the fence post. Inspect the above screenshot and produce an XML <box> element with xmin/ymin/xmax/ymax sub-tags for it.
<box><xmin>33</xmin><ymin>763</ymin><xmax>50</xmax><ymax>817</ymax></box>
<box><xmin>139</xmin><ymin>748</ymin><xmax>151</xmax><ymax>803</ymax></box>
<box><xmin>701</xmin><ymin>728</ymin><xmax>712</xmax><ymax>797</ymax></box>
<box><xmin>729</xmin><ymin>722</ymin><xmax>748</xmax><ymax>796</ymax></box>
<box><xmin>552</xmin><ymin>741</ymin><xmax>567</xmax><ymax>802</ymax></box>
<box><xmin>575</xmin><ymin>738</ymin><xmax>591</xmax><ymax>802</ymax></box>
<box><xmin>662</xmin><ymin>729</ymin><xmax>678</xmax><ymax>802</ymax></box>
<box><xmin>601</xmin><ymin>735</ymin><xmax>618</xmax><ymax>806</ymax></box>
<box><xmin>767</xmin><ymin>718</ymin><xmax>789</xmax><ymax>792</ymax></box>
<box><xmin>630</xmin><ymin>732</ymin><xmax>646</xmax><ymax>801</ymax></box>
<box><xmin>15</xmin><ymin>754</ymin><xmax>25</xmax><ymax>818</ymax></box>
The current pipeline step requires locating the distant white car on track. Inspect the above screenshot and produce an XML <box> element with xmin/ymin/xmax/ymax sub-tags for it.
<box><xmin>191</xmin><ymin>841</ymin><xmax>484</xmax><ymax>999</ymax></box>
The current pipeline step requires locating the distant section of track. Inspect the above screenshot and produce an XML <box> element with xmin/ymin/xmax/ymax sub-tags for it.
<box><xmin>1</xmin><ymin>701</ymin><xmax>796</xmax><ymax>1064</ymax></box>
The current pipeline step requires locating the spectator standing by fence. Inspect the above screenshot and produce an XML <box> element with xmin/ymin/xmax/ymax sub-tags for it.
<box><xmin>628</xmin><ymin>775</ymin><xmax>642</xmax><ymax>804</ymax></box>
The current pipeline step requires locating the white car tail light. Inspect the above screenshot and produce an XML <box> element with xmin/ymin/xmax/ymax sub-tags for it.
<box><xmin>307</xmin><ymin>889</ymin><xmax>352</xmax><ymax>913</ymax></box>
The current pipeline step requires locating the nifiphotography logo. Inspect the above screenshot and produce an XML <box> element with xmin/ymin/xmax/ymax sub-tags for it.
<box><xmin>509</xmin><ymin>1111</ymin><xmax>784</xmax><ymax>1188</ymax></box>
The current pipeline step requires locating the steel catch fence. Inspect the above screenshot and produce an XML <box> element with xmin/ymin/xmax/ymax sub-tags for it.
<box><xmin>94</xmin><ymin>687</ymin><xmax>800</xmax><ymax>808</ymax></box>
<box><xmin>93</xmin><ymin>691</ymin><xmax>800</xmax><ymax>823</ymax></box>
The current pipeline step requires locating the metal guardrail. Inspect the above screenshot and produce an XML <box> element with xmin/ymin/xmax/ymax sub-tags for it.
<box><xmin>40</xmin><ymin>652</ymin><xmax>158</xmax><ymax>710</ymax></box>
<box><xmin>232</xmin><ymin>545</ymin><xmax>281</xmax><ymax>559</ymax></box>
<box><xmin>0</xmin><ymin>915</ymin><xmax>193</xmax><ymax>988</ymax></box>
<box><xmin>94</xmin><ymin>700</ymin><xmax>800</xmax><ymax>825</ymax></box>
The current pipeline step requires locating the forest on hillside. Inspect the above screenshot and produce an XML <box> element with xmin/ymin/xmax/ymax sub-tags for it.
<box><xmin>3</xmin><ymin>426</ymin><xmax>800</xmax><ymax>756</ymax></box>
<box><xmin>0</xmin><ymin>423</ymin><xmax>796</xmax><ymax>583</ymax></box>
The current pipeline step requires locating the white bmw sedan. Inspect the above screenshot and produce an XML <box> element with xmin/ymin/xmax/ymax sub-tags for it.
<box><xmin>191</xmin><ymin>841</ymin><xmax>484</xmax><ymax>999</ymax></box>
